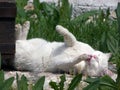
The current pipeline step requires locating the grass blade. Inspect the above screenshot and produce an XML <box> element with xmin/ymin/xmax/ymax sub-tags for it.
<box><xmin>59</xmin><ymin>74</ymin><xmax>66</xmax><ymax>90</ymax></box>
<box><xmin>2</xmin><ymin>77</ymin><xmax>14</xmax><ymax>90</ymax></box>
<box><xmin>68</xmin><ymin>74</ymin><xmax>82</xmax><ymax>90</ymax></box>
<box><xmin>33</xmin><ymin>76</ymin><xmax>45</xmax><ymax>90</ymax></box>
<box><xmin>49</xmin><ymin>81</ymin><xmax>59</xmax><ymax>90</ymax></box>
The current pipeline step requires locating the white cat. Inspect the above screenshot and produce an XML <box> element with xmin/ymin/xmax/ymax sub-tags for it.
<box><xmin>15</xmin><ymin>21</ymin><xmax>112</xmax><ymax>77</ymax></box>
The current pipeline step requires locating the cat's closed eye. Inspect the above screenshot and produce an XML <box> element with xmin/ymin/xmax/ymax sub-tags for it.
<box><xmin>98</xmin><ymin>54</ymin><xmax>101</xmax><ymax>56</ymax></box>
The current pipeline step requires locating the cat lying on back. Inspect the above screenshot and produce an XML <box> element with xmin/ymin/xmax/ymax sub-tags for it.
<box><xmin>15</xmin><ymin>21</ymin><xmax>113</xmax><ymax>77</ymax></box>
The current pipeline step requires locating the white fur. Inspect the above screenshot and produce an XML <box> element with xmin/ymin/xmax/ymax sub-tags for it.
<box><xmin>15</xmin><ymin>21</ymin><xmax>30</xmax><ymax>40</ymax></box>
<box><xmin>80</xmin><ymin>51</ymin><xmax>111</xmax><ymax>77</ymax></box>
<box><xmin>15</xmin><ymin>22</ymin><xmax>111</xmax><ymax>77</ymax></box>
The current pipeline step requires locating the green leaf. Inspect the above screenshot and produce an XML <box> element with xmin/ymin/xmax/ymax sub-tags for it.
<box><xmin>84</xmin><ymin>77</ymin><xmax>100</xmax><ymax>83</ymax></box>
<box><xmin>116</xmin><ymin>3</ymin><xmax>120</xmax><ymax>34</ymax></box>
<box><xmin>49</xmin><ymin>81</ymin><xmax>59</xmax><ymax>90</ymax></box>
<box><xmin>116</xmin><ymin>3</ymin><xmax>120</xmax><ymax>89</ymax></box>
<box><xmin>16</xmin><ymin>74</ymin><xmax>28</xmax><ymax>90</ymax></box>
<box><xmin>84</xmin><ymin>82</ymin><xmax>100</xmax><ymax>90</ymax></box>
<box><xmin>84</xmin><ymin>76</ymin><xmax>117</xmax><ymax>90</ymax></box>
<box><xmin>2</xmin><ymin>77</ymin><xmax>14</xmax><ymax>90</ymax></box>
<box><xmin>33</xmin><ymin>76</ymin><xmax>45</xmax><ymax>90</ymax></box>
<box><xmin>16</xmin><ymin>73</ymin><xmax>20</xmax><ymax>90</ymax></box>
<box><xmin>68</xmin><ymin>74</ymin><xmax>82</xmax><ymax>90</ymax></box>
<box><xmin>107</xmin><ymin>33</ymin><xmax>119</xmax><ymax>54</ymax></box>
<box><xmin>59</xmin><ymin>74</ymin><xmax>66</xmax><ymax>90</ymax></box>
<box><xmin>116</xmin><ymin>3</ymin><xmax>120</xmax><ymax>18</ymax></box>
<box><xmin>20</xmin><ymin>75</ymin><xmax>28</xmax><ymax>90</ymax></box>
<box><xmin>33</xmin><ymin>0</ymin><xmax>40</xmax><ymax>10</ymax></box>
<box><xmin>0</xmin><ymin>70</ymin><xmax>4</xmax><ymax>87</ymax></box>
<box><xmin>106</xmin><ymin>8</ymin><xmax>110</xmax><ymax>18</ymax></box>
<box><xmin>59</xmin><ymin>0</ymin><xmax>72</xmax><ymax>23</ymax></box>
<box><xmin>100</xmin><ymin>75</ymin><xmax>117</xmax><ymax>89</ymax></box>
<box><xmin>17</xmin><ymin>8</ymin><xmax>26</xmax><ymax>18</ymax></box>
<box><xmin>83</xmin><ymin>78</ymin><xmax>100</xmax><ymax>90</ymax></box>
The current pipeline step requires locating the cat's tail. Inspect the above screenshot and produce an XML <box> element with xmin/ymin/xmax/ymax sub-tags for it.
<box><xmin>56</xmin><ymin>25</ymin><xmax>77</xmax><ymax>47</ymax></box>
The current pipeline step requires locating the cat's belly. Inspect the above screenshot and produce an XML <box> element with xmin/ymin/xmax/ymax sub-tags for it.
<box><xmin>14</xmin><ymin>40</ymin><xmax>53</xmax><ymax>72</ymax></box>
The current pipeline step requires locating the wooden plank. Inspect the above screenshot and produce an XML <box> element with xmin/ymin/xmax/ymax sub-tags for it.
<box><xmin>0</xmin><ymin>0</ymin><xmax>15</xmax><ymax>3</ymax></box>
<box><xmin>1</xmin><ymin>54</ymin><xmax>15</xmax><ymax>70</ymax></box>
<box><xmin>0</xmin><ymin>0</ymin><xmax>16</xmax><ymax>67</ymax></box>
<box><xmin>0</xmin><ymin>21</ymin><xmax>15</xmax><ymax>33</ymax></box>
<box><xmin>1</xmin><ymin>54</ymin><xmax>14</xmax><ymax>60</ymax></box>
<box><xmin>0</xmin><ymin>21</ymin><xmax>15</xmax><ymax>43</ymax></box>
<box><xmin>0</xmin><ymin>34</ymin><xmax>15</xmax><ymax>43</ymax></box>
<box><xmin>0</xmin><ymin>7</ymin><xmax>16</xmax><ymax>17</ymax></box>
<box><xmin>0</xmin><ymin>21</ymin><xmax>15</xmax><ymax>30</ymax></box>
<box><xmin>0</xmin><ymin>43</ymin><xmax>15</xmax><ymax>54</ymax></box>
<box><xmin>0</xmin><ymin>0</ymin><xmax>16</xmax><ymax>18</ymax></box>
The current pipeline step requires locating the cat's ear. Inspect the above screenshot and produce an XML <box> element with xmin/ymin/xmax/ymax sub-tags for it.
<box><xmin>106</xmin><ymin>53</ymin><xmax>112</xmax><ymax>59</ymax></box>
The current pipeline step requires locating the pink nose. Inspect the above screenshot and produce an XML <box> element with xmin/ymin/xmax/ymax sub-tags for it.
<box><xmin>87</xmin><ymin>55</ymin><xmax>92</xmax><ymax>61</ymax></box>
<box><xmin>87</xmin><ymin>55</ymin><xmax>97</xmax><ymax>61</ymax></box>
<box><xmin>92</xmin><ymin>55</ymin><xmax>97</xmax><ymax>59</ymax></box>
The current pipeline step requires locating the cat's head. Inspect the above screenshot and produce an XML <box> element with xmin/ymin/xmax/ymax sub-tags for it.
<box><xmin>85</xmin><ymin>51</ymin><xmax>112</xmax><ymax>77</ymax></box>
<box><xmin>87</xmin><ymin>51</ymin><xmax>112</xmax><ymax>65</ymax></box>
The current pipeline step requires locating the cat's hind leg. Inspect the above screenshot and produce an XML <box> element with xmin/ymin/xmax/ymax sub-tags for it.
<box><xmin>15</xmin><ymin>24</ymin><xmax>22</xmax><ymax>40</ymax></box>
<box><xmin>15</xmin><ymin>21</ymin><xmax>30</xmax><ymax>40</ymax></box>
<box><xmin>56</xmin><ymin>25</ymin><xmax>77</xmax><ymax>47</ymax></box>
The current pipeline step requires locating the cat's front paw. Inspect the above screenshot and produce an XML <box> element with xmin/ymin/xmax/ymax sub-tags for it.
<box><xmin>80</xmin><ymin>54</ymin><xmax>92</xmax><ymax>60</ymax></box>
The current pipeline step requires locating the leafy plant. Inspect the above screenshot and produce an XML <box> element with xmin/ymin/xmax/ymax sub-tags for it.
<box><xmin>68</xmin><ymin>74</ymin><xmax>82</xmax><ymax>90</ymax></box>
<box><xmin>49</xmin><ymin>74</ymin><xmax>82</xmax><ymax>90</ymax></box>
<box><xmin>58</xmin><ymin>0</ymin><xmax>72</xmax><ymax>24</ymax></box>
<box><xmin>84</xmin><ymin>75</ymin><xmax>117</xmax><ymax>90</ymax></box>
<box><xmin>83</xmin><ymin>3</ymin><xmax>120</xmax><ymax>90</ymax></box>
<box><xmin>16</xmin><ymin>0</ymin><xmax>28</xmax><ymax>23</ymax></box>
<box><xmin>0</xmin><ymin>71</ymin><xmax>14</xmax><ymax>90</ymax></box>
<box><xmin>115</xmin><ymin>2</ymin><xmax>120</xmax><ymax>90</ymax></box>
<box><xmin>16</xmin><ymin>74</ymin><xmax>28</xmax><ymax>90</ymax></box>
<box><xmin>49</xmin><ymin>74</ymin><xmax>66</xmax><ymax>90</ymax></box>
<box><xmin>16</xmin><ymin>73</ymin><xmax>45</xmax><ymax>90</ymax></box>
<box><xmin>32</xmin><ymin>76</ymin><xmax>45</xmax><ymax>90</ymax></box>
